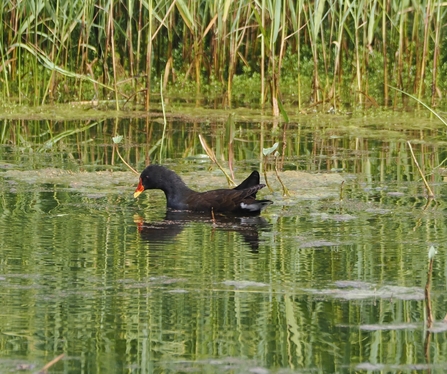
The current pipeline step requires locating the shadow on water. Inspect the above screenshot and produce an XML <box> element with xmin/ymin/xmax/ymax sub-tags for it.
<box><xmin>135</xmin><ymin>210</ymin><xmax>271</xmax><ymax>252</ymax></box>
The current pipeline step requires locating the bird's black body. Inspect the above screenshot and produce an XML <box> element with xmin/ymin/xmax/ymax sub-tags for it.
<box><xmin>134</xmin><ymin>165</ymin><xmax>272</xmax><ymax>215</ymax></box>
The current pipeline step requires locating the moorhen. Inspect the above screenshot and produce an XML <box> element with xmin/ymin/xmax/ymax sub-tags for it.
<box><xmin>134</xmin><ymin>165</ymin><xmax>272</xmax><ymax>215</ymax></box>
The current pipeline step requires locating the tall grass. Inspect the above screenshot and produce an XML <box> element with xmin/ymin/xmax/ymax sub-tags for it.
<box><xmin>0</xmin><ymin>0</ymin><xmax>446</xmax><ymax>113</ymax></box>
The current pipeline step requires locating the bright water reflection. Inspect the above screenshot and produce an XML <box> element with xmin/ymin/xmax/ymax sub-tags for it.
<box><xmin>1</xmin><ymin>116</ymin><xmax>447</xmax><ymax>372</ymax></box>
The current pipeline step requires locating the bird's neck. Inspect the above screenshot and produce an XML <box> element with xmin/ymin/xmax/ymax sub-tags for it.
<box><xmin>155</xmin><ymin>169</ymin><xmax>194</xmax><ymax>208</ymax></box>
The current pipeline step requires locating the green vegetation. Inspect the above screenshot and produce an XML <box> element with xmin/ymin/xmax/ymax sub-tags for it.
<box><xmin>1</xmin><ymin>0</ymin><xmax>446</xmax><ymax>113</ymax></box>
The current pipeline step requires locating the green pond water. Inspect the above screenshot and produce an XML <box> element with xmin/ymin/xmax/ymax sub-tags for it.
<box><xmin>1</xmin><ymin>113</ymin><xmax>447</xmax><ymax>373</ymax></box>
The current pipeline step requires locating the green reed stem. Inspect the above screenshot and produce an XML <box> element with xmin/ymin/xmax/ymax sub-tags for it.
<box><xmin>159</xmin><ymin>74</ymin><xmax>167</xmax><ymax>163</ymax></box>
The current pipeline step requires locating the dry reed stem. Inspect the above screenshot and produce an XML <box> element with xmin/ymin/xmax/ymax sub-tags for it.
<box><xmin>407</xmin><ymin>141</ymin><xmax>434</xmax><ymax>198</ymax></box>
<box><xmin>198</xmin><ymin>134</ymin><xmax>236</xmax><ymax>187</ymax></box>
<box><xmin>38</xmin><ymin>353</ymin><xmax>65</xmax><ymax>373</ymax></box>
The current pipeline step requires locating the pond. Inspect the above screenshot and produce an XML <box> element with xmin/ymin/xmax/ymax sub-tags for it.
<box><xmin>1</xmin><ymin>111</ymin><xmax>447</xmax><ymax>373</ymax></box>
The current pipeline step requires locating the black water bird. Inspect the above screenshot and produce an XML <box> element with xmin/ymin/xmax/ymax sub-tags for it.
<box><xmin>134</xmin><ymin>165</ymin><xmax>272</xmax><ymax>215</ymax></box>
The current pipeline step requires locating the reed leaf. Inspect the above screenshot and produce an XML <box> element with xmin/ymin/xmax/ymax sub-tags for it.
<box><xmin>222</xmin><ymin>0</ymin><xmax>232</xmax><ymax>22</ymax></box>
<box><xmin>175</xmin><ymin>0</ymin><xmax>194</xmax><ymax>31</ymax></box>
<box><xmin>367</xmin><ymin>0</ymin><xmax>377</xmax><ymax>46</ymax></box>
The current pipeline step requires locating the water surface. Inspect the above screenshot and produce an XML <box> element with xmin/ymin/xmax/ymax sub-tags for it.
<box><xmin>1</xmin><ymin>114</ymin><xmax>447</xmax><ymax>373</ymax></box>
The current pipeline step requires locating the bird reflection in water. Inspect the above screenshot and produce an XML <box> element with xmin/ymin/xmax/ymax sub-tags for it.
<box><xmin>134</xmin><ymin>211</ymin><xmax>270</xmax><ymax>252</ymax></box>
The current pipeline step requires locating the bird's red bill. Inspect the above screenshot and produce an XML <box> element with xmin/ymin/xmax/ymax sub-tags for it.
<box><xmin>134</xmin><ymin>178</ymin><xmax>144</xmax><ymax>198</ymax></box>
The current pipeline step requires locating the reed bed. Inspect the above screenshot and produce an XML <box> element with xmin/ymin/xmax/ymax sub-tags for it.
<box><xmin>1</xmin><ymin>0</ymin><xmax>446</xmax><ymax>113</ymax></box>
